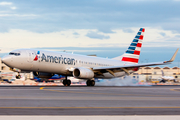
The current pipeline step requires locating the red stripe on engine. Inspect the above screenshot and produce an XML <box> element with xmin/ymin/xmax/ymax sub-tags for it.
<box><xmin>122</xmin><ymin>57</ymin><xmax>139</xmax><ymax>63</ymax></box>
<box><xmin>136</xmin><ymin>43</ymin><xmax>142</xmax><ymax>47</ymax></box>
<box><xmin>133</xmin><ymin>50</ymin><xmax>140</xmax><ymax>55</ymax></box>
<box><xmin>139</xmin><ymin>35</ymin><xmax>144</xmax><ymax>40</ymax></box>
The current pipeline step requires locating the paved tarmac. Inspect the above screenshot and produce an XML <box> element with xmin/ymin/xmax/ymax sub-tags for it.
<box><xmin>0</xmin><ymin>86</ymin><xmax>180</xmax><ymax>115</ymax></box>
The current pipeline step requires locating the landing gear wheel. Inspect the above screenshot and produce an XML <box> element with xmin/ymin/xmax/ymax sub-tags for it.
<box><xmin>67</xmin><ymin>79</ymin><xmax>71</xmax><ymax>86</ymax></box>
<box><xmin>90</xmin><ymin>80</ymin><xmax>95</xmax><ymax>86</ymax></box>
<box><xmin>63</xmin><ymin>80</ymin><xmax>67</xmax><ymax>86</ymax></box>
<box><xmin>86</xmin><ymin>80</ymin><xmax>95</xmax><ymax>86</ymax></box>
<box><xmin>86</xmin><ymin>80</ymin><xmax>91</xmax><ymax>86</ymax></box>
<box><xmin>63</xmin><ymin>79</ymin><xmax>71</xmax><ymax>86</ymax></box>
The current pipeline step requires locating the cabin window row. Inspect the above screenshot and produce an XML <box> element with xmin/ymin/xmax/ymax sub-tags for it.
<box><xmin>78</xmin><ymin>60</ymin><xmax>110</xmax><ymax>66</ymax></box>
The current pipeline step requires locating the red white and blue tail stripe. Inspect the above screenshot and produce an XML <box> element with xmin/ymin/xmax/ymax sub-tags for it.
<box><xmin>121</xmin><ymin>28</ymin><xmax>145</xmax><ymax>64</ymax></box>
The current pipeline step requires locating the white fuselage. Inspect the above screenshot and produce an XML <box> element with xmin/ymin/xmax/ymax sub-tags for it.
<box><xmin>161</xmin><ymin>76</ymin><xmax>175</xmax><ymax>81</ymax></box>
<box><xmin>2</xmin><ymin>49</ymin><xmax>136</xmax><ymax>79</ymax></box>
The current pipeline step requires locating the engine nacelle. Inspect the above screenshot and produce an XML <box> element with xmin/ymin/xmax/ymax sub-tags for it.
<box><xmin>33</xmin><ymin>72</ymin><xmax>54</xmax><ymax>79</ymax></box>
<box><xmin>73</xmin><ymin>67</ymin><xmax>94</xmax><ymax>79</ymax></box>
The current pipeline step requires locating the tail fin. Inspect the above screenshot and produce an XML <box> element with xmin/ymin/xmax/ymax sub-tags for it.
<box><xmin>161</xmin><ymin>70</ymin><xmax>165</xmax><ymax>76</ymax></box>
<box><xmin>113</xmin><ymin>28</ymin><xmax>145</xmax><ymax>64</ymax></box>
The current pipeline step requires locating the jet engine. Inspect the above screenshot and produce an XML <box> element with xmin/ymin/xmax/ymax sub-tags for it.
<box><xmin>73</xmin><ymin>67</ymin><xmax>94</xmax><ymax>79</ymax></box>
<box><xmin>33</xmin><ymin>72</ymin><xmax>54</xmax><ymax>79</ymax></box>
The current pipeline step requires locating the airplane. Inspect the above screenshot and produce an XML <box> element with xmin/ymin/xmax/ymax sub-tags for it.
<box><xmin>160</xmin><ymin>70</ymin><xmax>177</xmax><ymax>83</ymax></box>
<box><xmin>1</xmin><ymin>28</ymin><xmax>179</xmax><ymax>86</ymax></box>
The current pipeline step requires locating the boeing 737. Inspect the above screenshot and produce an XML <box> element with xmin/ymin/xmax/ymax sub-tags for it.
<box><xmin>1</xmin><ymin>28</ymin><xmax>179</xmax><ymax>86</ymax></box>
<box><xmin>160</xmin><ymin>70</ymin><xmax>177</xmax><ymax>83</ymax></box>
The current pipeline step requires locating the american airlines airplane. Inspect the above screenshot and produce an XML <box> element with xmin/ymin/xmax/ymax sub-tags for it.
<box><xmin>1</xmin><ymin>28</ymin><xmax>179</xmax><ymax>86</ymax></box>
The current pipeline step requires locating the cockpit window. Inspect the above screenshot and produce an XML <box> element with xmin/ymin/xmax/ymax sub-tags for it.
<box><xmin>15</xmin><ymin>53</ymin><xmax>20</xmax><ymax>56</ymax></box>
<box><xmin>9</xmin><ymin>52</ymin><xmax>14</xmax><ymax>55</ymax></box>
<box><xmin>9</xmin><ymin>52</ymin><xmax>20</xmax><ymax>56</ymax></box>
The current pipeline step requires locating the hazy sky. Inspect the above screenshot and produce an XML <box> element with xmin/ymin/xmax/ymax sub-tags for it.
<box><xmin>0</xmin><ymin>0</ymin><xmax>180</xmax><ymax>67</ymax></box>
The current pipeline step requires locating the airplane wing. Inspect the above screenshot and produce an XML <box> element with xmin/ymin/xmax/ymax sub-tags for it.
<box><xmin>93</xmin><ymin>48</ymin><xmax>179</xmax><ymax>75</ymax></box>
<box><xmin>93</xmin><ymin>61</ymin><xmax>170</xmax><ymax>71</ymax></box>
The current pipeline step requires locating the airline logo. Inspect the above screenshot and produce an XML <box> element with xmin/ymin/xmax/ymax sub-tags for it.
<box><xmin>41</xmin><ymin>53</ymin><xmax>76</xmax><ymax>65</ymax></box>
<box><xmin>34</xmin><ymin>51</ymin><xmax>40</xmax><ymax>61</ymax></box>
<box><xmin>122</xmin><ymin>28</ymin><xmax>145</xmax><ymax>63</ymax></box>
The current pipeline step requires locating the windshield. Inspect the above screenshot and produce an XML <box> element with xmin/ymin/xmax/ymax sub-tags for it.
<box><xmin>9</xmin><ymin>52</ymin><xmax>20</xmax><ymax>56</ymax></box>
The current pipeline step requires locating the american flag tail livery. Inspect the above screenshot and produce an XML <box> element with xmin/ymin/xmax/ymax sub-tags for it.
<box><xmin>121</xmin><ymin>28</ymin><xmax>145</xmax><ymax>64</ymax></box>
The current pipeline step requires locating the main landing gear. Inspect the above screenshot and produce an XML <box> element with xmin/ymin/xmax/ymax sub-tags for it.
<box><xmin>62</xmin><ymin>76</ymin><xmax>71</xmax><ymax>86</ymax></box>
<box><xmin>86</xmin><ymin>80</ymin><xmax>95</xmax><ymax>86</ymax></box>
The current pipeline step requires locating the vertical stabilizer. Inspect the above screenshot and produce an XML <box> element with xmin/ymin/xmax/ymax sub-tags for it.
<box><xmin>161</xmin><ymin>70</ymin><xmax>165</xmax><ymax>76</ymax></box>
<box><xmin>113</xmin><ymin>28</ymin><xmax>145</xmax><ymax>64</ymax></box>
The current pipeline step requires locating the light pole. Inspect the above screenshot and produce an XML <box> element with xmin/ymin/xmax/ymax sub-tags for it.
<box><xmin>141</xmin><ymin>61</ymin><xmax>143</xmax><ymax>75</ymax></box>
<box><xmin>145</xmin><ymin>59</ymin><xmax>149</xmax><ymax>81</ymax></box>
<box><xmin>178</xmin><ymin>60</ymin><xmax>179</xmax><ymax>75</ymax></box>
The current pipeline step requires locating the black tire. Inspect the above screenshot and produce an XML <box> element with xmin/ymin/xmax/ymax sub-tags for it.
<box><xmin>67</xmin><ymin>80</ymin><xmax>71</xmax><ymax>86</ymax></box>
<box><xmin>90</xmin><ymin>80</ymin><xmax>95</xmax><ymax>86</ymax></box>
<box><xmin>86</xmin><ymin>80</ymin><xmax>95</xmax><ymax>86</ymax></box>
<box><xmin>63</xmin><ymin>80</ymin><xmax>67</xmax><ymax>86</ymax></box>
<box><xmin>86</xmin><ymin>80</ymin><xmax>91</xmax><ymax>86</ymax></box>
<box><xmin>63</xmin><ymin>80</ymin><xmax>71</xmax><ymax>86</ymax></box>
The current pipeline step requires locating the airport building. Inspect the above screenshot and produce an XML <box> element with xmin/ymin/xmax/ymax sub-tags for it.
<box><xmin>132</xmin><ymin>66</ymin><xmax>180</xmax><ymax>82</ymax></box>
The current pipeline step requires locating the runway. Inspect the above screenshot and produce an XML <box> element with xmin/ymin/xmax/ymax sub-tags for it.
<box><xmin>0</xmin><ymin>86</ymin><xmax>180</xmax><ymax>115</ymax></box>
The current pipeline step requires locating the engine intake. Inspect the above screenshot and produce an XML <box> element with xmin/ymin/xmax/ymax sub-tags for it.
<box><xmin>33</xmin><ymin>72</ymin><xmax>54</xmax><ymax>79</ymax></box>
<box><xmin>73</xmin><ymin>67</ymin><xmax>94</xmax><ymax>79</ymax></box>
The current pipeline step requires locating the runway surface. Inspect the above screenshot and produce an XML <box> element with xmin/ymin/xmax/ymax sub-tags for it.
<box><xmin>0</xmin><ymin>85</ymin><xmax>180</xmax><ymax>115</ymax></box>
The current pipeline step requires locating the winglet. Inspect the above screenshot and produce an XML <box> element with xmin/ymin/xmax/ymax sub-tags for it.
<box><xmin>164</xmin><ymin>48</ymin><xmax>179</xmax><ymax>63</ymax></box>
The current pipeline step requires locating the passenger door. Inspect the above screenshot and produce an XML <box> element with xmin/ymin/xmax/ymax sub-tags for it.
<box><xmin>27</xmin><ymin>50</ymin><xmax>36</xmax><ymax>63</ymax></box>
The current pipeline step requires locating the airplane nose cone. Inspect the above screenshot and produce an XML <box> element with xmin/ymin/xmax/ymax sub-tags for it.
<box><xmin>1</xmin><ymin>55</ymin><xmax>11</xmax><ymax>64</ymax></box>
